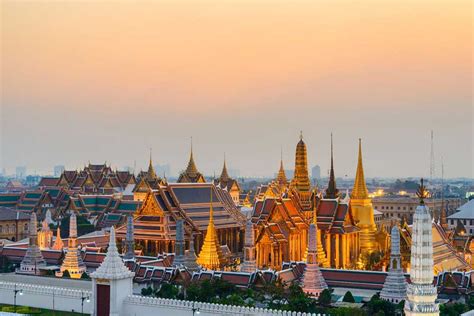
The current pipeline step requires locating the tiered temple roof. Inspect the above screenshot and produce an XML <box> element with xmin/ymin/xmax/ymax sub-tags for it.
<box><xmin>39</xmin><ymin>163</ymin><xmax>136</xmax><ymax>194</ymax></box>
<box><xmin>178</xmin><ymin>143</ymin><xmax>206</xmax><ymax>183</ymax></box>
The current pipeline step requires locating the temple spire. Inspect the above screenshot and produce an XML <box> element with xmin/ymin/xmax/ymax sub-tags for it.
<box><xmin>147</xmin><ymin>148</ymin><xmax>157</xmax><ymax>180</ymax></box>
<box><xmin>52</xmin><ymin>226</ymin><xmax>64</xmax><ymax>250</ymax></box>
<box><xmin>220</xmin><ymin>153</ymin><xmax>230</xmax><ymax>182</ymax></box>
<box><xmin>302</xmin><ymin>195</ymin><xmax>328</xmax><ymax>297</ymax></box>
<box><xmin>351</xmin><ymin>138</ymin><xmax>369</xmax><ymax>199</ymax></box>
<box><xmin>196</xmin><ymin>186</ymin><xmax>225</xmax><ymax>270</ymax></box>
<box><xmin>19</xmin><ymin>212</ymin><xmax>46</xmax><ymax>275</ymax></box>
<box><xmin>241</xmin><ymin>217</ymin><xmax>257</xmax><ymax>273</ymax></box>
<box><xmin>58</xmin><ymin>213</ymin><xmax>86</xmax><ymax>278</ymax></box>
<box><xmin>123</xmin><ymin>214</ymin><xmax>135</xmax><ymax>261</ymax></box>
<box><xmin>276</xmin><ymin>149</ymin><xmax>288</xmax><ymax>187</ymax></box>
<box><xmin>325</xmin><ymin>133</ymin><xmax>339</xmax><ymax>199</ymax></box>
<box><xmin>380</xmin><ymin>226</ymin><xmax>407</xmax><ymax>303</ymax></box>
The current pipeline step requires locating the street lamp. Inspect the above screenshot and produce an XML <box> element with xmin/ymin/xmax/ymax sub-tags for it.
<box><xmin>81</xmin><ymin>292</ymin><xmax>90</xmax><ymax>315</ymax></box>
<box><xmin>192</xmin><ymin>301</ymin><xmax>200</xmax><ymax>316</ymax></box>
<box><xmin>13</xmin><ymin>284</ymin><xmax>23</xmax><ymax>312</ymax></box>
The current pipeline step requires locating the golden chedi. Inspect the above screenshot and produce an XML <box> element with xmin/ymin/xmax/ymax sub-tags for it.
<box><xmin>350</xmin><ymin>139</ymin><xmax>377</xmax><ymax>254</ymax></box>
<box><xmin>196</xmin><ymin>188</ymin><xmax>225</xmax><ymax>270</ymax></box>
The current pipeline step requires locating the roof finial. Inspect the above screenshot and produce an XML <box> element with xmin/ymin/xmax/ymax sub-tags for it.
<box><xmin>325</xmin><ymin>133</ymin><xmax>339</xmax><ymax>199</ymax></box>
<box><xmin>416</xmin><ymin>178</ymin><xmax>428</xmax><ymax>205</ymax></box>
<box><xmin>300</xmin><ymin>130</ymin><xmax>303</xmax><ymax>141</ymax></box>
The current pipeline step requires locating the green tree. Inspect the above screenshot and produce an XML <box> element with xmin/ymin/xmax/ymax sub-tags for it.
<box><xmin>156</xmin><ymin>283</ymin><xmax>179</xmax><ymax>299</ymax></box>
<box><xmin>141</xmin><ymin>286</ymin><xmax>154</xmax><ymax>297</ymax></box>
<box><xmin>342</xmin><ymin>291</ymin><xmax>355</xmax><ymax>303</ymax></box>
<box><xmin>81</xmin><ymin>272</ymin><xmax>91</xmax><ymax>280</ymax></box>
<box><xmin>62</xmin><ymin>270</ymin><xmax>71</xmax><ymax>278</ymax></box>
<box><xmin>60</xmin><ymin>214</ymin><xmax>95</xmax><ymax>237</ymax></box>
<box><xmin>318</xmin><ymin>288</ymin><xmax>333</xmax><ymax>306</ymax></box>
<box><xmin>285</xmin><ymin>283</ymin><xmax>318</xmax><ymax>313</ymax></box>
<box><xmin>366</xmin><ymin>293</ymin><xmax>397</xmax><ymax>315</ymax></box>
<box><xmin>440</xmin><ymin>303</ymin><xmax>468</xmax><ymax>316</ymax></box>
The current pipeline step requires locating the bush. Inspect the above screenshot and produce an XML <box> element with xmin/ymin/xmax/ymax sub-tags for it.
<box><xmin>81</xmin><ymin>272</ymin><xmax>91</xmax><ymax>280</ymax></box>
<box><xmin>318</xmin><ymin>288</ymin><xmax>333</xmax><ymax>306</ymax></box>
<box><xmin>62</xmin><ymin>270</ymin><xmax>71</xmax><ymax>278</ymax></box>
<box><xmin>342</xmin><ymin>291</ymin><xmax>355</xmax><ymax>303</ymax></box>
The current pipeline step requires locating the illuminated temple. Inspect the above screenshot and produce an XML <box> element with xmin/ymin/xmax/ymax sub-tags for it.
<box><xmin>116</xmin><ymin>182</ymin><xmax>246</xmax><ymax>259</ymax></box>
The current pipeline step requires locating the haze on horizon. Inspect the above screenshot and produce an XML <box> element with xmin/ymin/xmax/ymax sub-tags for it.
<box><xmin>1</xmin><ymin>1</ymin><xmax>472</xmax><ymax>179</ymax></box>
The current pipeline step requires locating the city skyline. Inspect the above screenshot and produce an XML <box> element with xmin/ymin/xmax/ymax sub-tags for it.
<box><xmin>2</xmin><ymin>1</ymin><xmax>472</xmax><ymax>178</ymax></box>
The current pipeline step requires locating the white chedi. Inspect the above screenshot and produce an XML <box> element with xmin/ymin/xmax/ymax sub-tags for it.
<box><xmin>404</xmin><ymin>182</ymin><xmax>439</xmax><ymax>316</ymax></box>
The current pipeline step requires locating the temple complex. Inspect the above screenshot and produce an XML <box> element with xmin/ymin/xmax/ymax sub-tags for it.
<box><xmin>18</xmin><ymin>212</ymin><xmax>46</xmax><ymax>275</ymax></box>
<box><xmin>58</xmin><ymin>213</ymin><xmax>86</xmax><ymax>278</ymax></box>
<box><xmin>214</xmin><ymin>157</ymin><xmax>241</xmax><ymax>206</ymax></box>
<box><xmin>45</xmin><ymin>163</ymin><xmax>136</xmax><ymax>194</ymax></box>
<box><xmin>380</xmin><ymin>226</ymin><xmax>407</xmax><ymax>303</ymax></box>
<box><xmin>301</xmin><ymin>204</ymin><xmax>328</xmax><ymax>297</ymax></box>
<box><xmin>196</xmin><ymin>193</ymin><xmax>226</xmax><ymax>270</ymax></box>
<box><xmin>404</xmin><ymin>180</ymin><xmax>439</xmax><ymax>316</ymax></box>
<box><xmin>350</xmin><ymin>139</ymin><xmax>377</xmax><ymax>254</ymax></box>
<box><xmin>177</xmin><ymin>143</ymin><xmax>206</xmax><ymax>183</ymax></box>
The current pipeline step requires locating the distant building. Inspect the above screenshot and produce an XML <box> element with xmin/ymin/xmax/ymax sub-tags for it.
<box><xmin>53</xmin><ymin>165</ymin><xmax>65</xmax><ymax>177</ymax></box>
<box><xmin>311</xmin><ymin>165</ymin><xmax>321</xmax><ymax>180</ymax></box>
<box><xmin>372</xmin><ymin>197</ymin><xmax>462</xmax><ymax>224</ymax></box>
<box><xmin>448</xmin><ymin>199</ymin><xmax>474</xmax><ymax>235</ymax></box>
<box><xmin>15</xmin><ymin>166</ymin><xmax>26</xmax><ymax>179</ymax></box>
<box><xmin>0</xmin><ymin>206</ymin><xmax>30</xmax><ymax>241</ymax></box>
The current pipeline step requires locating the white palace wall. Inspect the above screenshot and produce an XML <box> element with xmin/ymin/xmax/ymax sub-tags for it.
<box><xmin>0</xmin><ymin>280</ymin><xmax>322</xmax><ymax>316</ymax></box>
<box><xmin>0</xmin><ymin>281</ymin><xmax>93</xmax><ymax>314</ymax></box>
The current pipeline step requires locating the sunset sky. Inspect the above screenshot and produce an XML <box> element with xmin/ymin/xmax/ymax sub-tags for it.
<box><xmin>1</xmin><ymin>1</ymin><xmax>472</xmax><ymax>178</ymax></box>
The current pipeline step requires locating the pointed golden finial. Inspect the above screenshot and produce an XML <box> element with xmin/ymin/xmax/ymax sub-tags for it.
<box><xmin>416</xmin><ymin>178</ymin><xmax>428</xmax><ymax>205</ymax></box>
<box><xmin>300</xmin><ymin>130</ymin><xmax>303</xmax><ymax>141</ymax></box>
<box><xmin>147</xmin><ymin>147</ymin><xmax>157</xmax><ymax>180</ymax></box>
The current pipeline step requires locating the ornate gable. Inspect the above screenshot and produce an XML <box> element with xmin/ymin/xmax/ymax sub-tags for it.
<box><xmin>136</xmin><ymin>191</ymin><xmax>165</xmax><ymax>217</ymax></box>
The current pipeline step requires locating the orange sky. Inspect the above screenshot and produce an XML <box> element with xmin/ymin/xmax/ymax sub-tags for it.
<box><xmin>1</xmin><ymin>1</ymin><xmax>472</xmax><ymax>178</ymax></box>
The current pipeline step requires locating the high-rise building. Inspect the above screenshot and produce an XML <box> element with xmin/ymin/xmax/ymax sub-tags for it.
<box><xmin>311</xmin><ymin>165</ymin><xmax>321</xmax><ymax>180</ymax></box>
<box><xmin>16</xmin><ymin>166</ymin><xmax>26</xmax><ymax>179</ymax></box>
<box><xmin>53</xmin><ymin>165</ymin><xmax>65</xmax><ymax>177</ymax></box>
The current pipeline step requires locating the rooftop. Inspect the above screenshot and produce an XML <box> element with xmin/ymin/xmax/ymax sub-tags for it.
<box><xmin>448</xmin><ymin>199</ymin><xmax>474</xmax><ymax>219</ymax></box>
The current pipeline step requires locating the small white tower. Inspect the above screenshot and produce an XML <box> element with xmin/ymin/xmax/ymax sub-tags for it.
<box><xmin>380</xmin><ymin>226</ymin><xmax>407</xmax><ymax>303</ymax></box>
<box><xmin>91</xmin><ymin>226</ymin><xmax>135</xmax><ymax>316</ymax></box>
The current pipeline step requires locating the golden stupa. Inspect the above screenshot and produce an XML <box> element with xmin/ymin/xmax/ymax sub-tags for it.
<box><xmin>350</xmin><ymin>139</ymin><xmax>377</xmax><ymax>253</ymax></box>
<box><xmin>196</xmin><ymin>187</ymin><xmax>225</xmax><ymax>270</ymax></box>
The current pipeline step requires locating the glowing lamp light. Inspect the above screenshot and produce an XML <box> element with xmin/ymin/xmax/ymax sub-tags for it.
<box><xmin>19</xmin><ymin>290</ymin><xmax>23</xmax><ymax>296</ymax></box>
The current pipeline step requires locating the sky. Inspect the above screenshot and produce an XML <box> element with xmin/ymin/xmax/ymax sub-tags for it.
<box><xmin>1</xmin><ymin>0</ymin><xmax>472</xmax><ymax>178</ymax></box>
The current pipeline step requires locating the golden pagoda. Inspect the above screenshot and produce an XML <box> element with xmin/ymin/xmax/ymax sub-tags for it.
<box><xmin>350</xmin><ymin>138</ymin><xmax>377</xmax><ymax>254</ymax></box>
<box><xmin>196</xmin><ymin>188</ymin><xmax>225</xmax><ymax>270</ymax></box>
<box><xmin>290</xmin><ymin>132</ymin><xmax>311</xmax><ymax>210</ymax></box>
